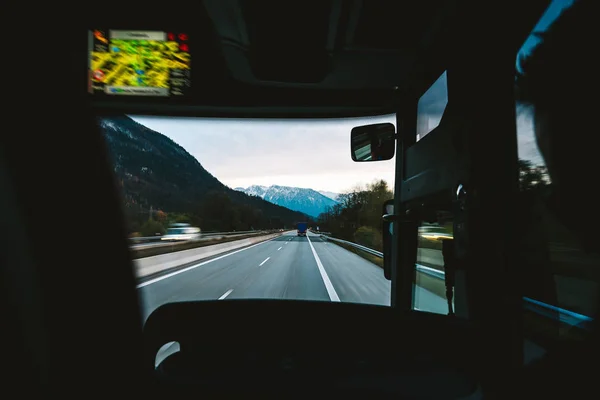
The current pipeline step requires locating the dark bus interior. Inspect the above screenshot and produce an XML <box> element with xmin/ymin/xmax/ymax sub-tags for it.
<box><xmin>2</xmin><ymin>0</ymin><xmax>597</xmax><ymax>397</ymax></box>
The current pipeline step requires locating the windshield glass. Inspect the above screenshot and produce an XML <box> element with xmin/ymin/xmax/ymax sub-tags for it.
<box><xmin>99</xmin><ymin>114</ymin><xmax>396</xmax><ymax>322</ymax></box>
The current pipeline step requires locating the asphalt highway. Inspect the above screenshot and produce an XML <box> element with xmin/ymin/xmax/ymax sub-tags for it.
<box><xmin>137</xmin><ymin>231</ymin><xmax>447</xmax><ymax>322</ymax></box>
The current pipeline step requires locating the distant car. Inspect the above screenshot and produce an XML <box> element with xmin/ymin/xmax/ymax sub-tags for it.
<box><xmin>161</xmin><ymin>226</ymin><xmax>201</xmax><ymax>241</ymax></box>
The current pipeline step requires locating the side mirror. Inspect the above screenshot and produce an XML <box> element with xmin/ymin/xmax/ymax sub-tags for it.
<box><xmin>382</xmin><ymin>199</ymin><xmax>395</xmax><ymax>280</ymax></box>
<box><xmin>350</xmin><ymin>123</ymin><xmax>396</xmax><ymax>162</ymax></box>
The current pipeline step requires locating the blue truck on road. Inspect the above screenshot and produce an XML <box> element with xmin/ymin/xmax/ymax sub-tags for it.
<box><xmin>296</xmin><ymin>222</ymin><xmax>307</xmax><ymax>237</ymax></box>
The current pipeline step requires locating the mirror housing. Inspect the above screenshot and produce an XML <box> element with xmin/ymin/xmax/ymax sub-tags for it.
<box><xmin>382</xmin><ymin>199</ymin><xmax>395</xmax><ymax>280</ymax></box>
<box><xmin>350</xmin><ymin>123</ymin><xmax>396</xmax><ymax>162</ymax></box>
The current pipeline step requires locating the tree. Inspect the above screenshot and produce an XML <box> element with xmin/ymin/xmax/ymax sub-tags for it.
<box><xmin>140</xmin><ymin>219</ymin><xmax>165</xmax><ymax>237</ymax></box>
<box><xmin>363</xmin><ymin>180</ymin><xmax>393</xmax><ymax>230</ymax></box>
<box><xmin>200</xmin><ymin>190</ymin><xmax>240</xmax><ymax>231</ymax></box>
<box><xmin>317</xmin><ymin>179</ymin><xmax>393</xmax><ymax>244</ymax></box>
<box><xmin>155</xmin><ymin>209</ymin><xmax>167</xmax><ymax>223</ymax></box>
<box><xmin>519</xmin><ymin>159</ymin><xmax>549</xmax><ymax>191</ymax></box>
<box><xmin>354</xmin><ymin>226</ymin><xmax>383</xmax><ymax>251</ymax></box>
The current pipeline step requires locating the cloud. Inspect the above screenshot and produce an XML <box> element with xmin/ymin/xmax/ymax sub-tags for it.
<box><xmin>513</xmin><ymin>0</ymin><xmax>571</xmax><ymax>167</ymax></box>
<box><xmin>122</xmin><ymin>2</ymin><xmax>567</xmax><ymax>197</ymax></box>
<box><xmin>128</xmin><ymin>94</ymin><xmax>544</xmax><ymax>194</ymax></box>
<box><xmin>516</xmin><ymin>105</ymin><xmax>545</xmax><ymax>166</ymax></box>
<box><xmin>129</xmin><ymin>115</ymin><xmax>396</xmax><ymax>193</ymax></box>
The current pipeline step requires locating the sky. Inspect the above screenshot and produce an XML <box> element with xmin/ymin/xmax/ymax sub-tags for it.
<box><xmin>131</xmin><ymin>108</ymin><xmax>542</xmax><ymax>194</ymax></box>
<box><xmin>128</xmin><ymin>0</ymin><xmax>571</xmax><ymax>194</ymax></box>
<box><xmin>130</xmin><ymin>114</ymin><xmax>397</xmax><ymax>194</ymax></box>
<box><xmin>515</xmin><ymin>0</ymin><xmax>574</xmax><ymax>167</ymax></box>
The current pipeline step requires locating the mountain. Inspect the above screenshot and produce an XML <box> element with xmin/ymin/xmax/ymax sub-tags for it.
<box><xmin>318</xmin><ymin>190</ymin><xmax>341</xmax><ymax>202</ymax></box>
<box><xmin>99</xmin><ymin>116</ymin><xmax>307</xmax><ymax>231</ymax></box>
<box><xmin>235</xmin><ymin>185</ymin><xmax>338</xmax><ymax>217</ymax></box>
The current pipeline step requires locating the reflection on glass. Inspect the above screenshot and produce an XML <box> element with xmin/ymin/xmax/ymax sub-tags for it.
<box><xmin>414</xmin><ymin>220</ymin><xmax>454</xmax><ymax>315</ymax></box>
<box><xmin>355</xmin><ymin>143</ymin><xmax>372</xmax><ymax>161</ymax></box>
<box><xmin>416</xmin><ymin>71</ymin><xmax>448</xmax><ymax>142</ymax></box>
<box><xmin>350</xmin><ymin>123</ymin><xmax>396</xmax><ymax>162</ymax></box>
<box><xmin>514</xmin><ymin>0</ymin><xmax>598</xmax><ymax>330</ymax></box>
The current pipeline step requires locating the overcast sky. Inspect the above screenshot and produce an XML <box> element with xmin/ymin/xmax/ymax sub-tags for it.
<box><xmin>514</xmin><ymin>0</ymin><xmax>573</xmax><ymax>167</ymax></box>
<box><xmin>127</xmin><ymin>0</ymin><xmax>570</xmax><ymax>194</ymax></box>
<box><xmin>130</xmin><ymin>114</ymin><xmax>397</xmax><ymax>194</ymax></box>
<box><xmin>130</xmin><ymin>111</ymin><xmax>541</xmax><ymax>194</ymax></box>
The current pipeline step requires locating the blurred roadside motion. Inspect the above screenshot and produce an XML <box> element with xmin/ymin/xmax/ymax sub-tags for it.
<box><xmin>161</xmin><ymin>223</ymin><xmax>201</xmax><ymax>241</ymax></box>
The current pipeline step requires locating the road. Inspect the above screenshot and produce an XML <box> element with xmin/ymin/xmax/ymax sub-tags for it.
<box><xmin>129</xmin><ymin>232</ymin><xmax>266</xmax><ymax>250</ymax></box>
<box><xmin>137</xmin><ymin>231</ymin><xmax>448</xmax><ymax>323</ymax></box>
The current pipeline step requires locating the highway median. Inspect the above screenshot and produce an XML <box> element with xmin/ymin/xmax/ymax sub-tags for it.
<box><xmin>130</xmin><ymin>230</ymin><xmax>279</xmax><ymax>259</ymax></box>
<box><xmin>133</xmin><ymin>231</ymin><xmax>284</xmax><ymax>280</ymax></box>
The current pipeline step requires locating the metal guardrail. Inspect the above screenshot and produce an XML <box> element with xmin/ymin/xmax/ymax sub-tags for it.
<box><xmin>129</xmin><ymin>230</ymin><xmax>263</xmax><ymax>243</ymax></box>
<box><xmin>321</xmin><ymin>235</ymin><xmax>383</xmax><ymax>257</ymax></box>
<box><xmin>320</xmin><ymin>234</ymin><xmax>594</xmax><ymax>329</ymax></box>
<box><xmin>128</xmin><ymin>236</ymin><xmax>162</xmax><ymax>242</ymax></box>
<box><xmin>202</xmin><ymin>230</ymin><xmax>257</xmax><ymax>237</ymax></box>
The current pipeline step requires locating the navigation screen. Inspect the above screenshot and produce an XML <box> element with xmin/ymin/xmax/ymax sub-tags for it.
<box><xmin>88</xmin><ymin>30</ymin><xmax>191</xmax><ymax>97</ymax></box>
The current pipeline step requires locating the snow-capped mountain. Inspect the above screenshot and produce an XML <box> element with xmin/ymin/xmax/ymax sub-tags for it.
<box><xmin>317</xmin><ymin>190</ymin><xmax>340</xmax><ymax>202</ymax></box>
<box><xmin>235</xmin><ymin>185</ymin><xmax>269</xmax><ymax>198</ymax></box>
<box><xmin>235</xmin><ymin>185</ymin><xmax>338</xmax><ymax>217</ymax></box>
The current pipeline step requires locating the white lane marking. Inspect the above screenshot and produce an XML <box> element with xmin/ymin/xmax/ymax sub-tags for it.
<box><xmin>259</xmin><ymin>257</ymin><xmax>270</xmax><ymax>266</ymax></box>
<box><xmin>306</xmin><ymin>234</ymin><xmax>340</xmax><ymax>302</ymax></box>
<box><xmin>278</xmin><ymin>247</ymin><xmax>282</xmax><ymax>251</ymax></box>
<box><xmin>136</xmin><ymin>236</ymin><xmax>279</xmax><ymax>288</ymax></box>
<box><xmin>219</xmin><ymin>289</ymin><xmax>233</xmax><ymax>300</ymax></box>
<box><xmin>284</xmin><ymin>242</ymin><xmax>288</xmax><ymax>245</ymax></box>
